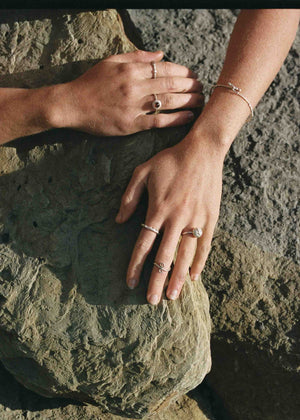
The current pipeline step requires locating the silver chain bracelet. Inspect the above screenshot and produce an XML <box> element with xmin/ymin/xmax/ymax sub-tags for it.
<box><xmin>210</xmin><ymin>82</ymin><xmax>254</xmax><ymax>122</ymax></box>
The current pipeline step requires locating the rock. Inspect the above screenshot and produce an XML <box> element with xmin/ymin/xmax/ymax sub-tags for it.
<box><xmin>0</xmin><ymin>360</ymin><xmax>214</xmax><ymax>420</ymax></box>
<box><xmin>128</xmin><ymin>8</ymin><xmax>299</xmax><ymax>262</ymax></box>
<box><xmin>128</xmin><ymin>8</ymin><xmax>300</xmax><ymax>420</ymax></box>
<box><xmin>203</xmin><ymin>230</ymin><xmax>300</xmax><ymax>420</ymax></box>
<box><xmin>0</xmin><ymin>9</ymin><xmax>212</xmax><ymax>419</ymax></box>
<box><xmin>0</xmin><ymin>9</ymin><xmax>136</xmax><ymax>87</ymax></box>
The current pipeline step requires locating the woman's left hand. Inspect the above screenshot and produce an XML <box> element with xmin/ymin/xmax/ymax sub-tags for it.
<box><xmin>115</xmin><ymin>133</ymin><xmax>225</xmax><ymax>305</ymax></box>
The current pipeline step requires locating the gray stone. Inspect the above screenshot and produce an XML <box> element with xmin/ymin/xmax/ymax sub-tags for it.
<box><xmin>203</xmin><ymin>229</ymin><xmax>300</xmax><ymax>420</ymax></box>
<box><xmin>127</xmin><ymin>8</ymin><xmax>300</xmax><ymax>263</ymax></box>
<box><xmin>0</xmin><ymin>9</ymin><xmax>211</xmax><ymax>419</ymax></box>
<box><xmin>128</xmin><ymin>8</ymin><xmax>300</xmax><ymax>420</ymax></box>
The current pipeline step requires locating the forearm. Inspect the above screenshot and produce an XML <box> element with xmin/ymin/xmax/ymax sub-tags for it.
<box><xmin>188</xmin><ymin>9</ymin><xmax>300</xmax><ymax>154</ymax></box>
<box><xmin>0</xmin><ymin>85</ymin><xmax>63</xmax><ymax>145</ymax></box>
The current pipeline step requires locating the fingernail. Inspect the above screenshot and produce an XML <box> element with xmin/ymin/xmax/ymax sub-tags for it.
<box><xmin>128</xmin><ymin>278</ymin><xmax>138</xmax><ymax>289</ymax></box>
<box><xmin>187</xmin><ymin>112</ymin><xmax>194</xmax><ymax>120</ymax></box>
<box><xmin>148</xmin><ymin>294</ymin><xmax>159</xmax><ymax>305</ymax></box>
<box><xmin>191</xmin><ymin>274</ymin><xmax>200</xmax><ymax>281</ymax></box>
<box><xmin>169</xmin><ymin>289</ymin><xmax>178</xmax><ymax>300</ymax></box>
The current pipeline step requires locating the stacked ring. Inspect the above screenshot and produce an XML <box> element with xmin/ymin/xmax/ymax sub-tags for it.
<box><xmin>181</xmin><ymin>227</ymin><xmax>203</xmax><ymax>238</ymax></box>
<box><xmin>151</xmin><ymin>61</ymin><xmax>161</xmax><ymax>114</ymax></box>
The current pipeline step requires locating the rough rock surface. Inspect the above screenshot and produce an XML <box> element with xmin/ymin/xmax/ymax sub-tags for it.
<box><xmin>0</xmin><ymin>9</ymin><xmax>135</xmax><ymax>86</ymax></box>
<box><xmin>203</xmin><ymin>230</ymin><xmax>300</xmax><ymax>420</ymax></box>
<box><xmin>128</xmin><ymin>8</ymin><xmax>299</xmax><ymax>263</ymax></box>
<box><xmin>0</xmin><ymin>9</ymin><xmax>212</xmax><ymax>420</ymax></box>
<box><xmin>128</xmin><ymin>8</ymin><xmax>300</xmax><ymax>420</ymax></box>
<box><xmin>0</xmin><ymin>360</ymin><xmax>215</xmax><ymax>420</ymax></box>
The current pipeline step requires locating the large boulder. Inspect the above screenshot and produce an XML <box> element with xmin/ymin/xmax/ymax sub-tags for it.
<box><xmin>0</xmin><ymin>9</ymin><xmax>212</xmax><ymax>419</ymax></box>
<box><xmin>203</xmin><ymin>230</ymin><xmax>299</xmax><ymax>420</ymax></box>
<box><xmin>0</xmin><ymin>360</ymin><xmax>214</xmax><ymax>420</ymax></box>
<box><xmin>128</xmin><ymin>8</ymin><xmax>300</xmax><ymax>420</ymax></box>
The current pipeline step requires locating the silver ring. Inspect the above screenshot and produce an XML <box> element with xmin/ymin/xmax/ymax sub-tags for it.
<box><xmin>151</xmin><ymin>63</ymin><xmax>160</xmax><ymax>114</ymax></box>
<box><xmin>151</xmin><ymin>61</ymin><xmax>157</xmax><ymax>79</ymax></box>
<box><xmin>152</xmin><ymin>93</ymin><xmax>162</xmax><ymax>114</ymax></box>
<box><xmin>181</xmin><ymin>227</ymin><xmax>203</xmax><ymax>238</ymax></box>
<box><xmin>141</xmin><ymin>223</ymin><xmax>160</xmax><ymax>235</ymax></box>
<box><xmin>153</xmin><ymin>261</ymin><xmax>170</xmax><ymax>273</ymax></box>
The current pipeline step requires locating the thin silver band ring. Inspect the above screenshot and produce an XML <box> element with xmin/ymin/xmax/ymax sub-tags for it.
<box><xmin>141</xmin><ymin>223</ymin><xmax>160</xmax><ymax>235</ymax></box>
<box><xmin>151</xmin><ymin>61</ymin><xmax>157</xmax><ymax>79</ymax></box>
<box><xmin>151</xmin><ymin>62</ymin><xmax>161</xmax><ymax>114</ymax></box>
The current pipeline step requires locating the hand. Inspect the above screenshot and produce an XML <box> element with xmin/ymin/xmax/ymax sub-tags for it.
<box><xmin>115</xmin><ymin>134</ymin><xmax>225</xmax><ymax>305</ymax></box>
<box><xmin>53</xmin><ymin>50</ymin><xmax>203</xmax><ymax>136</ymax></box>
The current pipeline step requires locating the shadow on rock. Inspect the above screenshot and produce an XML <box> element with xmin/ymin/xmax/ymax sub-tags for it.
<box><xmin>0</xmin><ymin>125</ymin><xmax>212</xmax><ymax>419</ymax></box>
<box><xmin>0</xmin><ymin>360</ymin><xmax>85</xmax><ymax>412</ymax></box>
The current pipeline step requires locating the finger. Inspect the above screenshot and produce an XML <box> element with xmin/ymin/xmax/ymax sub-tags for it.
<box><xmin>115</xmin><ymin>165</ymin><xmax>149</xmax><ymax>223</ymax></box>
<box><xmin>136</xmin><ymin>60</ymin><xmax>198</xmax><ymax>79</ymax></box>
<box><xmin>126</xmin><ymin>217</ymin><xmax>163</xmax><ymax>290</ymax></box>
<box><xmin>106</xmin><ymin>49</ymin><xmax>164</xmax><ymax>63</ymax></box>
<box><xmin>136</xmin><ymin>111</ymin><xmax>195</xmax><ymax>131</ymax></box>
<box><xmin>190</xmin><ymin>224</ymin><xmax>215</xmax><ymax>281</ymax></box>
<box><xmin>147</xmin><ymin>224</ymin><xmax>183</xmax><ymax>305</ymax></box>
<box><xmin>143</xmin><ymin>77</ymin><xmax>202</xmax><ymax>95</ymax></box>
<box><xmin>142</xmin><ymin>93</ymin><xmax>204</xmax><ymax>113</ymax></box>
<box><xmin>166</xmin><ymin>234</ymin><xmax>197</xmax><ymax>300</ymax></box>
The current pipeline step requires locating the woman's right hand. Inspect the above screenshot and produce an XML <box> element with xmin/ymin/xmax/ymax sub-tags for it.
<box><xmin>51</xmin><ymin>50</ymin><xmax>204</xmax><ymax>136</ymax></box>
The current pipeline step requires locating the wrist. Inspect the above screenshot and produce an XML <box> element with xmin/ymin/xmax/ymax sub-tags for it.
<box><xmin>183</xmin><ymin>117</ymin><xmax>232</xmax><ymax>161</ymax></box>
<box><xmin>186</xmin><ymin>87</ymin><xmax>253</xmax><ymax>155</ymax></box>
<box><xmin>45</xmin><ymin>82</ymin><xmax>77</xmax><ymax>130</ymax></box>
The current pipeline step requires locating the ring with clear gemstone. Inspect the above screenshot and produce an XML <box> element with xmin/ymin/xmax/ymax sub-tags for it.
<box><xmin>181</xmin><ymin>227</ymin><xmax>203</xmax><ymax>238</ymax></box>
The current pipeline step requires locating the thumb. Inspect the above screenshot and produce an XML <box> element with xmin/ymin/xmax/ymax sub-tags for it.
<box><xmin>108</xmin><ymin>49</ymin><xmax>164</xmax><ymax>63</ymax></box>
<box><xmin>115</xmin><ymin>166</ymin><xmax>149</xmax><ymax>223</ymax></box>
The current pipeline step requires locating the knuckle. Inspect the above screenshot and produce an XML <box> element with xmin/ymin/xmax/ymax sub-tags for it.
<box><xmin>166</xmin><ymin>77</ymin><xmax>177</xmax><ymax>91</ymax></box>
<box><xmin>163</xmin><ymin>94</ymin><xmax>173</xmax><ymax>108</ymax></box>
<box><xmin>121</xmin><ymin>193</ymin><xmax>132</xmax><ymax>207</ymax></box>
<box><xmin>117</xmin><ymin>121</ymin><xmax>131</xmax><ymax>135</ymax></box>
<box><xmin>147</xmin><ymin>203</ymin><xmax>166</xmax><ymax>224</ymax></box>
<box><xmin>181</xmin><ymin>195</ymin><xmax>190</xmax><ymax>208</ymax></box>
<box><xmin>119</xmin><ymin>82</ymin><xmax>135</xmax><ymax>98</ymax></box>
<box><xmin>118</xmin><ymin>62</ymin><xmax>128</xmax><ymax>74</ymax></box>
<box><xmin>135</xmin><ymin>237</ymin><xmax>152</xmax><ymax>252</ymax></box>
<box><xmin>152</xmin><ymin>114</ymin><xmax>163</xmax><ymax>128</ymax></box>
<box><xmin>133</xmin><ymin>164</ymin><xmax>144</xmax><ymax>178</ymax></box>
<box><xmin>180</xmin><ymin>247</ymin><xmax>191</xmax><ymax>260</ymax></box>
<box><xmin>173</xmin><ymin>275</ymin><xmax>186</xmax><ymax>286</ymax></box>
<box><xmin>162</xmin><ymin>61</ymin><xmax>172</xmax><ymax>76</ymax></box>
<box><xmin>160</xmin><ymin>250</ymin><xmax>174</xmax><ymax>262</ymax></box>
<box><xmin>152</xmin><ymin>276</ymin><xmax>166</xmax><ymax>286</ymax></box>
<box><xmin>197</xmin><ymin>243</ymin><xmax>212</xmax><ymax>257</ymax></box>
<box><xmin>151</xmin><ymin>200</ymin><xmax>169</xmax><ymax>217</ymax></box>
<box><xmin>135</xmin><ymin>49</ymin><xmax>146</xmax><ymax>59</ymax></box>
<box><xmin>126</xmin><ymin>63</ymin><xmax>137</xmax><ymax>78</ymax></box>
<box><xmin>164</xmin><ymin>217</ymin><xmax>183</xmax><ymax>231</ymax></box>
